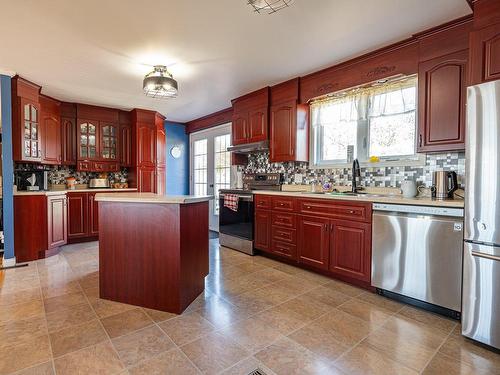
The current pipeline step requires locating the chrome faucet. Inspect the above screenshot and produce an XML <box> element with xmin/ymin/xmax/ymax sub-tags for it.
<box><xmin>352</xmin><ymin>158</ymin><xmax>361</xmax><ymax>193</ymax></box>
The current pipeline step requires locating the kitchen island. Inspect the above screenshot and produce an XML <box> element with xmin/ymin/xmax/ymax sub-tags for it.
<box><xmin>95</xmin><ymin>192</ymin><xmax>213</xmax><ymax>314</ymax></box>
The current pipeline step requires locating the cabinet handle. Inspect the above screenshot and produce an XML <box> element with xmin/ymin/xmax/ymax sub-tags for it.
<box><xmin>324</xmin><ymin>223</ymin><xmax>328</xmax><ymax>231</ymax></box>
<box><xmin>348</xmin><ymin>210</ymin><xmax>355</xmax><ymax>214</ymax></box>
<box><xmin>419</xmin><ymin>134</ymin><xmax>423</xmax><ymax>148</ymax></box>
<box><xmin>330</xmin><ymin>223</ymin><xmax>333</xmax><ymax>232</ymax></box>
<box><xmin>305</xmin><ymin>205</ymin><xmax>311</xmax><ymax>209</ymax></box>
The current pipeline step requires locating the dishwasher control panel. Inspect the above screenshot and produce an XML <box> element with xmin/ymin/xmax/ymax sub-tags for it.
<box><xmin>373</xmin><ymin>203</ymin><xmax>464</xmax><ymax>217</ymax></box>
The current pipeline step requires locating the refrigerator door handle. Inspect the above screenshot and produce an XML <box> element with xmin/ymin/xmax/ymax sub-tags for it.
<box><xmin>471</xmin><ymin>251</ymin><xmax>500</xmax><ymax>262</ymax></box>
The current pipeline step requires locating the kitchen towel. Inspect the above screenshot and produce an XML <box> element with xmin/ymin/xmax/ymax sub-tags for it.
<box><xmin>224</xmin><ymin>194</ymin><xmax>239</xmax><ymax>212</ymax></box>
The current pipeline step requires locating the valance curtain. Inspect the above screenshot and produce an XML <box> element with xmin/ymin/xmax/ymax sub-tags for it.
<box><xmin>310</xmin><ymin>76</ymin><xmax>417</xmax><ymax>127</ymax></box>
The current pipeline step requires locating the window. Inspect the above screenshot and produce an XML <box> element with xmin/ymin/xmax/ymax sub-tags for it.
<box><xmin>311</xmin><ymin>76</ymin><xmax>420</xmax><ymax>167</ymax></box>
<box><xmin>214</xmin><ymin>134</ymin><xmax>231</xmax><ymax>215</ymax></box>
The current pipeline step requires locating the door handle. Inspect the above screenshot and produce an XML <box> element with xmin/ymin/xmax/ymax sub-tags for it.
<box><xmin>419</xmin><ymin>134</ymin><xmax>423</xmax><ymax>148</ymax></box>
<box><xmin>471</xmin><ymin>251</ymin><xmax>500</xmax><ymax>262</ymax></box>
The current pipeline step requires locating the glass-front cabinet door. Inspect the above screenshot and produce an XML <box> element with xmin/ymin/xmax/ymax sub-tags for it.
<box><xmin>79</xmin><ymin>121</ymin><xmax>98</xmax><ymax>159</ymax></box>
<box><xmin>23</xmin><ymin>101</ymin><xmax>41</xmax><ymax>160</ymax></box>
<box><xmin>100</xmin><ymin>123</ymin><xmax>117</xmax><ymax>160</ymax></box>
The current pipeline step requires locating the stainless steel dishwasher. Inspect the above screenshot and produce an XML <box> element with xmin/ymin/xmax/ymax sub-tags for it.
<box><xmin>371</xmin><ymin>203</ymin><xmax>464</xmax><ymax>318</ymax></box>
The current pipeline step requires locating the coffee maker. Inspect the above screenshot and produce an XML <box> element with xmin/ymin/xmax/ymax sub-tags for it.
<box><xmin>432</xmin><ymin>171</ymin><xmax>458</xmax><ymax>200</ymax></box>
<box><xmin>15</xmin><ymin>170</ymin><xmax>48</xmax><ymax>191</ymax></box>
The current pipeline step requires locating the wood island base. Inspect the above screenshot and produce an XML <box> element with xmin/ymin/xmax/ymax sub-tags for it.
<box><xmin>96</xmin><ymin>195</ymin><xmax>210</xmax><ymax>314</ymax></box>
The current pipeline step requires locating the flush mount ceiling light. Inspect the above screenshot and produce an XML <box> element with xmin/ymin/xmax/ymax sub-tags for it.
<box><xmin>247</xmin><ymin>0</ymin><xmax>294</xmax><ymax>14</ymax></box>
<box><xmin>143</xmin><ymin>65</ymin><xmax>178</xmax><ymax>98</ymax></box>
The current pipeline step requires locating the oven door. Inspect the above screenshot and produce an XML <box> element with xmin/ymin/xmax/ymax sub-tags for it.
<box><xmin>219</xmin><ymin>194</ymin><xmax>254</xmax><ymax>241</ymax></box>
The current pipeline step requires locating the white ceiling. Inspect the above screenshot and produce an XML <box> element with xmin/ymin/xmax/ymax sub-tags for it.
<box><xmin>0</xmin><ymin>0</ymin><xmax>471</xmax><ymax>122</ymax></box>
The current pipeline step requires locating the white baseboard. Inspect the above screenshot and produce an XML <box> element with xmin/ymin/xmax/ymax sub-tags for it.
<box><xmin>2</xmin><ymin>257</ymin><xmax>16</xmax><ymax>267</ymax></box>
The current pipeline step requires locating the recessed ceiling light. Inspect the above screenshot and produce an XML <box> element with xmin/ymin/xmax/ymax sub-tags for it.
<box><xmin>247</xmin><ymin>0</ymin><xmax>294</xmax><ymax>14</ymax></box>
<box><xmin>143</xmin><ymin>65</ymin><xmax>178</xmax><ymax>99</ymax></box>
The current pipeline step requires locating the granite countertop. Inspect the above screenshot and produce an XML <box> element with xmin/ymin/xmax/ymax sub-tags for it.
<box><xmin>253</xmin><ymin>190</ymin><xmax>465</xmax><ymax>208</ymax></box>
<box><xmin>14</xmin><ymin>188</ymin><xmax>138</xmax><ymax>196</ymax></box>
<box><xmin>94</xmin><ymin>192</ymin><xmax>214</xmax><ymax>204</ymax></box>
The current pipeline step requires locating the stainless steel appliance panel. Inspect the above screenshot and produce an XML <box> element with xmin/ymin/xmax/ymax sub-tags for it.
<box><xmin>465</xmin><ymin>80</ymin><xmax>500</xmax><ymax>246</ymax></box>
<box><xmin>372</xmin><ymin>209</ymin><xmax>464</xmax><ymax>311</ymax></box>
<box><xmin>462</xmin><ymin>242</ymin><xmax>500</xmax><ymax>349</ymax></box>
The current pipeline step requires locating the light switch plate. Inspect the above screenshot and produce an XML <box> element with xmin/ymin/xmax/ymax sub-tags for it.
<box><xmin>294</xmin><ymin>173</ymin><xmax>303</xmax><ymax>184</ymax></box>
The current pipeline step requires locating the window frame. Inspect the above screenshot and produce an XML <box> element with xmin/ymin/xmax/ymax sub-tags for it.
<box><xmin>309</xmin><ymin>76</ymin><xmax>425</xmax><ymax>169</ymax></box>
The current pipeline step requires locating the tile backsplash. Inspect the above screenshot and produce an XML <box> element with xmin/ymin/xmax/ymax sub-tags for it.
<box><xmin>238</xmin><ymin>152</ymin><xmax>466</xmax><ymax>188</ymax></box>
<box><xmin>14</xmin><ymin>163</ymin><xmax>129</xmax><ymax>185</ymax></box>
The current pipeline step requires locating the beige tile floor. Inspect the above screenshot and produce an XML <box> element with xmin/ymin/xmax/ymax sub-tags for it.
<box><xmin>0</xmin><ymin>239</ymin><xmax>499</xmax><ymax>375</ymax></box>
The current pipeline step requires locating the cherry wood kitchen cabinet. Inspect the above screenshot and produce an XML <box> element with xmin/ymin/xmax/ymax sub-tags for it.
<box><xmin>417</xmin><ymin>50</ymin><xmax>468</xmax><ymax>152</ymax></box>
<box><xmin>47</xmin><ymin>194</ymin><xmax>67</xmax><ymax>249</ymax></box>
<box><xmin>254</xmin><ymin>194</ymin><xmax>373</xmax><ymax>286</ymax></box>
<box><xmin>40</xmin><ymin>95</ymin><xmax>62</xmax><ymax>165</ymax></box>
<box><xmin>297</xmin><ymin>215</ymin><xmax>330</xmax><ymax>270</ymax></box>
<box><xmin>119</xmin><ymin>109</ymin><xmax>133</xmax><ymax>168</ymax></box>
<box><xmin>469</xmin><ymin>22</ymin><xmax>500</xmax><ymax>85</ymax></box>
<box><xmin>67</xmin><ymin>192</ymin><xmax>89</xmax><ymax>240</ymax></box>
<box><xmin>88</xmin><ymin>193</ymin><xmax>99</xmax><ymax>236</ymax></box>
<box><xmin>14</xmin><ymin>194</ymin><xmax>67</xmax><ymax>262</ymax></box>
<box><xmin>329</xmin><ymin>220</ymin><xmax>371</xmax><ymax>283</ymax></box>
<box><xmin>231</xmin><ymin>88</ymin><xmax>269</xmax><ymax>146</ymax></box>
<box><xmin>11</xmin><ymin>76</ymin><xmax>42</xmax><ymax>163</ymax></box>
<box><xmin>156</xmin><ymin>114</ymin><xmax>166</xmax><ymax>195</ymax></box>
<box><xmin>130</xmin><ymin>109</ymin><xmax>166</xmax><ymax>193</ymax></box>
<box><xmin>231</xmin><ymin>113</ymin><xmax>248</xmax><ymax>146</ymax></box>
<box><xmin>254</xmin><ymin>210</ymin><xmax>271</xmax><ymax>252</ymax></box>
<box><xmin>61</xmin><ymin>102</ymin><xmax>77</xmax><ymax>166</ymax></box>
<box><xmin>269</xmin><ymin>79</ymin><xmax>309</xmax><ymax>163</ymax></box>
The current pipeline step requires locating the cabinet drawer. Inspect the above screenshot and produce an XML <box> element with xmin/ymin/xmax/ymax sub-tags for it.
<box><xmin>272</xmin><ymin>196</ymin><xmax>296</xmax><ymax>211</ymax></box>
<box><xmin>94</xmin><ymin>162</ymin><xmax>119</xmax><ymax>172</ymax></box>
<box><xmin>299</xmin><ymin>199</ymin><xmax>371</xmax><ymax>222</ymax></box>
<box><xmin>272</xmin><ymin>240</ymin><xmax>297</xmax><ymax>261</ymax></box>
<box><xmin>77</xmin><ymin>161</ymin><xmax>92</xmax><ymax>171</ymax></box>
<box><xmin>255</xmin><ymin>195</ymin><xmax>271</xmax><ymax>209</ymax></box>
<box><xmin>271</xmin><ymin>212</ymin><xmax>296</xmax><ymax>229</ymax></box>
<box><xmin>272</xmin><ymin>226</ymin><xmax>296</xmax><ymax>244</ymax></box>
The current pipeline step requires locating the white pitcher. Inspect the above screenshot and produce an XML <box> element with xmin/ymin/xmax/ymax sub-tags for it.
<box><xmin>401</xmin><ymin>180</ymin><xmax>418</xmax><ymax>198</ymax></box>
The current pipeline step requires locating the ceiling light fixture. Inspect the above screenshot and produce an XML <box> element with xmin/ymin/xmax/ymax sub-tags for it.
<box><xmin>247</xmin><ymin>0</ymin><xmax>294</xmax><ymax>14</ymax></box>
<box><xmin>143</xmin><ymin>65</ymin><xmax>178</xmax><ymax>98</ymax></box>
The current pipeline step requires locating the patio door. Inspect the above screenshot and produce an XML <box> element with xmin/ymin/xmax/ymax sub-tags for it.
<box><xmin>190</xmin><ymin>124</ymin><xmax>231</xmax><ymax>231</ymax></box>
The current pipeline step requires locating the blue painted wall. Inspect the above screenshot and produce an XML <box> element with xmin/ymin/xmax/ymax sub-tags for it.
<box><xmin>164</xmin><ymin>122</ymin><xmax>189</xmax><ymax>195</ymax></box>
<box><xmin>1</xmin><ymin>75</ymin><xmax>14</xmax><ymax>260</ymax></box>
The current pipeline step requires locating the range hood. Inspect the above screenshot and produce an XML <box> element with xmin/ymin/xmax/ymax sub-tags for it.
<box><xmin>227</xmin><ymin>140</ymin><xmax>269</xmax><ymax>154</ymax></box>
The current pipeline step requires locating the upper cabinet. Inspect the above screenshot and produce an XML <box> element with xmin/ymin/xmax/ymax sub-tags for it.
<box><xmin>61</xmin><ymin>102</ymin><xmax>77</xmax><ymax>166</ymax></box>
<box><xmin>119</xmin><ymin>110</ymin><xmax>132</xmax><ymax>168</ymax></box>
<box><xmin>469</xmin><ymin>0</ymin><xmax>500</xmax><ymax>85</ymax></box>
<box><xmin>231</xmin><ymin>88</ymin><xmax>269</xmax><ymax>145</ymax></box>
<box><xmin>269</xmin><ymin>78</ymin><xmax>309</xmax><ymax>162</ymax></box>
<box><xmin>76</xmin><ymin>104</ymin><xmax>120</xmax><ymax>171</ymax></box>
<box><xmin>40</xmin><ymin>95</ymin><xmax>62</xmax><ymax>165</ymax></box>
<box><xmin>417</xmin><ymin>50</ymin><xmax>468</xmax><ymax>152</ymax></box>
<box><xmin>11</xmin><ymin>77</ymin><xmax>42</xmax><ymax>163</ymax></box>
<box><xmin>416</xmin><ymin>18</ymin><xmax>471</xmax><ymax>153</ymax></box>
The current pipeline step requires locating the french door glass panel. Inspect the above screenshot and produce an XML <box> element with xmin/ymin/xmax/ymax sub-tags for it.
<box><xmin>214</xmin><ymin>134</ymin><xmax>231</xmax><ymax>215</ymax></box>
<box><xmin>193</xmin><ymin>139</ymin><xmax>208</xmax><ymax>196</ymax></box>
<box><xmin>190</xmin><ymin>124</ymin><xmax>231</xmax><ymax>231</ymax></box>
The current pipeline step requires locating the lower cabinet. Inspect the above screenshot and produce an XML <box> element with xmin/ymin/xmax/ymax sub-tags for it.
<box><xmin>329</xmin><ymin>220</ymin><xmax>371</xmax><ymax>283</ymax></box>
<box><xmin>254</xmin><ymin>210</ymin><xmax>271</xmax><ymax>251</ymax></box>
<box><xmin>254</xmin><ymin>195</ymin><xmax>373</xmax><ymax>285</ymax></box>
<box><xmin>47</xmin><ymin>194</ymin><xmax>68</xmax><ymax>249</ymax></box>
<box><xmin>297</xmin><ymin>216</ymin><xmax>329</xmax><ymax>270</ymax></box>
<box><xmin>14</xmin><ymin>194</ymin><xmax>68</xmax><ymax>262</ymax></box>
<box><xmin>67</xmin><ymin>192</ymin><xmax>99</xmax><ymax>241</ymax></box>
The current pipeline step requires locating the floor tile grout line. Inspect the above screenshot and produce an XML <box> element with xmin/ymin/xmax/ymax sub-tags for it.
<box><xmin>35</xmin><ymin>260</ymin><xmax>58</xmax><ymax>375</ymax></box>
<box><xmin>417</xmin><ymin>321</ymin><xmax>458</xmax><ymax>374</ymax></box>
<box><xmin>63</xmin><ymin>250</ymin><xmax>126</xmax><ymax>375</ymax></box>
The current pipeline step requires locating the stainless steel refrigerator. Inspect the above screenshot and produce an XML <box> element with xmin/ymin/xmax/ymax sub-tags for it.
<box><xmin>462</xmin><ymin>79</ymin><xmax>500</xmax><ymax>349</ymax></box>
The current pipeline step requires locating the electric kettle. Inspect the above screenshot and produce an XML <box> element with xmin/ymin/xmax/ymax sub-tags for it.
<box><xmin>432</xmin><ymin>171</ymin><xmax>458</xmax><ymax>200</ymax></box>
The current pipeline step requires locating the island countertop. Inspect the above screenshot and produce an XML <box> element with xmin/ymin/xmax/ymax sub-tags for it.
<box><xmin>95</xmin><ymin>192</ymin><xmax>214</xmax><ymax>204</ymax></box>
